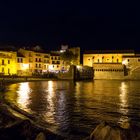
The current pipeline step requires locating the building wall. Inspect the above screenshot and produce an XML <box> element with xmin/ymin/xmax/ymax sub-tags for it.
<box><xmin>83</xmin><ymin>52</ymin><xmax>140</xmax><ymax>80</ymax></box>
<box><xmin>0</xmin><ymin>51</ymin><xmax>17</xmax><ymax>75</ymax></box>
<box><xmin>122</xmin><ymin>57</ymin><xmax>140</xmax><ymax>79</ymax></box>
<box><xmin>83</xmin><ymin>53</ymin><xmax>134</xmax><ymax>67</ymax></box>
<box><xmin>18</xmin><ymin>48</ymin><xmax>50</xmax><ymax>75</ymax></box>
<box><xmin>49</xmin><ymin>55</ymin><xmax>62</xmax><ymax>71</ymax></box>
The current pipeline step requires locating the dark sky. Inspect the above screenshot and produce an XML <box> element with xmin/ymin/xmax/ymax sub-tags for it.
<box><xmin>0</xmin><ymin>0</ymin><xmax>138</xmax><ymax>51</ymax></box>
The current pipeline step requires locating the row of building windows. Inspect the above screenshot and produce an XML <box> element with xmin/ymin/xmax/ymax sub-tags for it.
<box><xmin>94</xmin><ymin>69</ymin><xmax>124</xmax><ymax>72</ymax></box>
<box><xmin>88</xmin><ymin>58</ymin><xmax>119</xmax><ymax>62</ymax></box>
<box><xmin>17</xmin><ymin>58</ymin><xmax>50</xmax><ymax>63</ymax></box>
<box><xmin>35</xmin><ymin>64</ymin><xmax>42</xmax><ymax>68</ymax></box>
<box><xmin>0</xmin><ymin>68</ymin><xmax>10</xmax><ymax>73</ymax></box>
<box><xmin>127</xmin><ymin>59</ymin><xmax>140</xmax><ymax>62</ymax></box>
<box><xmin>28</xmin><ymin>53</ymin><xmax>50</xmax><ymax>58</ymax></box>
<box><xmin>51</xmin><ymin>56</ymin><xmax>60</xmax><ymax>60</ymax></box>
<box><xmin>89</xmin><ymin>58</ymin><xmax>140</xmax><ymax>63</ymax></box>
<box><xmin>0</xmin><ymin>60</ymin><xmax>11</xmax><ymax>65</ymax></box>
<box><xmin>52</xmin><ymin>65</ymin><xmax>59</xmax><ymax>68</ymax></box>
<box><xmin>52</xmin><ymin>61</ymin><xmax>60</xmax><ymax>64</ymax></box>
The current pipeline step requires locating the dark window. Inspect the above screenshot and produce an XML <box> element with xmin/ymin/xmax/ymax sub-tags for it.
<box><xmin>138</xmin><ymin>59</ymin><xmax>140</xmax><ymax>62</ymax></box>
<box><xmin>8</xmin><ymin>68</ymin><xmax>10</xmax><ymax>74</ymax></box>
<box><xmin>2</xmin><ymin>60</ymin><xmax>4</xmax><ymax>65</ymax></box>
<box><xmin>8</xmin><ymin>60</ymin><xmax>10</xmax><ymax>64</ymax></box>
<box><xmin>36</xmin><ymin>64</ymin><xmax>38</xmax><ymax>68</ymax></box>
<box><xmin>128</xmin><ymin>59</ymin><xmax>129</xmax><ymax>62</ymax></box>
<box><xmin>57</xmin><ymin>61</ymin><xmax>60</xmax><ymax>64</ymax></box>
<box><xmin>35</xmin><ymin>58</ymin><xmax>38</xmax><ymax>62</ymax></box>
<box><xmin>2</xmin><ymin>67</ymin><xmax>4</xmax><ymax>72</ymax></box>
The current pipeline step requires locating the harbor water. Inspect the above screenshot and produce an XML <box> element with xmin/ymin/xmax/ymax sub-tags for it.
<box><xmin>1</xmin><ymin>80</ymin><xmax>140</xmax><ymax>139</ymax></box>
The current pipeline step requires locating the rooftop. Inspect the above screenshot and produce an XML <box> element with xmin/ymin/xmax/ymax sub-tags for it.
<box><xmin>84</xmin><ymin>50</ymin><xmax>135</xmax><ymax>54</ymax></box>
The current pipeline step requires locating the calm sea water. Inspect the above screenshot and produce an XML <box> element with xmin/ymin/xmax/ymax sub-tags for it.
<box><xmin>2</xmin><ymin>80</ymin><xmax>140</xmax><ymax>139</ymax></box>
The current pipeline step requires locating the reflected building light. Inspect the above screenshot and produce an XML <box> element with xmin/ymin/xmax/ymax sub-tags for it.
<box><xmin>45</xmin><ymin>81</ymin><xmax>55</xmax><ymax>123</ymax></box>
<box><xmin>48</xmin><ymin>81</ymin><xmax>54</xmax><ymax>92</ymax></box>
<box><xmin>119</xmin><ymin>82</ymin><xmax>128</xmax><ymax>110</ymax></box>
<box><xmin>17</xmin><ymin>82</ymin><xmax>31</xmax><ymax>111</ymax></box>
<box><xmin>119</xmin><ymin>82</ymin><xmax>130</xmax><ymax>127</ymax></box>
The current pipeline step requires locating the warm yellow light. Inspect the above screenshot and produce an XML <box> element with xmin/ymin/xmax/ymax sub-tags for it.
<box><xmin>48</xmin><ymin>65</ymin><xmax>54</xmax><ymax>70</ymax></box>
<box><xmin>122</xmin><ymin>59</ymin><xmax>128</xmax><ymax>65</ymax></box>
<box><xmin>119</xmin><ymin>82</ymin><xmax>129</xmax><ymax>128</ymax></box>
<box><xmin>22</xmin><ymin>64</ymin><xmax>29</xmax><ymax>70</ymax></box>
<box><xmin>76</xmin><ymin>65</ymin><xmax>81</xmax><ymax>69</ymax></box>
<box><xmin>17</xmin><ymin>82</ymin><xmax>31</xmax><ymax>111</ymax></box>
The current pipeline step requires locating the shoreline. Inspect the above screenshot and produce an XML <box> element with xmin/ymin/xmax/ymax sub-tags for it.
<box><xmin>0</xmin><ymin>99</ymin><xmax>65</xmax><ymax>140</ymax></box>
<box><xmin>0</xmin><ymin>78</ymin><xmax>66</xmax><ymax>140</ymax></box>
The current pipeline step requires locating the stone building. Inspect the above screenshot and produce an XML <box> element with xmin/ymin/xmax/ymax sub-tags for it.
<box><xmin>83</xmin><ymin>50</ymin><xmax>140</xmax><ymax>79</ymax></box>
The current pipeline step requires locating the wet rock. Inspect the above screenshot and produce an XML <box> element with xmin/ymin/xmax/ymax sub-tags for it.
<box><xmin>89</xmin><ymin>122</ymin><xmax>140</xmax><ymax>140</ymax></box>
<box><xmin>90</xmin><ymin>122</ymin><xmax>124</xmax><ymax>140</ymax></box>
<box><xmin>35</xmin><ymin>132</ymin><xmax>46</xmax><ymax>140</ymax></box>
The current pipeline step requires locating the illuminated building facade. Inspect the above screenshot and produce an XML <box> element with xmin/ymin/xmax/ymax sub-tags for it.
<box><xmin>49</xmin><ymin>53</ymin><xmax>62</xmax><ymax>72</ymax></box>
<box><xmin>83</xmin><ymin>50</ymin><xmax>140</xmax><ymax>79</ymax></box>
<box><xmin>18</xmin><ymin>46</ymin><xmax>50</xmax><ymax>75</ymax></box>
<box><xmin>0</xmin><ymin>50</ymin><xmax>17</xmax><ymax>75</ymax></box>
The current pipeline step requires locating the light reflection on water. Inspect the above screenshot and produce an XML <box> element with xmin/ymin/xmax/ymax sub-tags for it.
<box><xmin>119</xmin><ymin>82</ymin><xmax>129</xmax><ymax>126</ymax></box>
<box><xmin>2</xmin><ymin>80</ymin><xmax>140</xmax><ymax>139</ymax></box>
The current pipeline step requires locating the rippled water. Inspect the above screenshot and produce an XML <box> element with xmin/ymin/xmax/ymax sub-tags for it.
<box><xmin>2</xmin><ymin>80</ymin><xmax>140</xmax><ymax>139</ymax></box>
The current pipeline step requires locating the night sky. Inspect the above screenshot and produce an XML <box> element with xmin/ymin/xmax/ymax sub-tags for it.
<box><xmin>0</xmin><ymin>1</ymin><xmax>138</xmax><ymax>51</ymax></box>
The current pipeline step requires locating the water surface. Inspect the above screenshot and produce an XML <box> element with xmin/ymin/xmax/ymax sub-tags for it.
<box><xmin>2</xmin><ymin>80</ymin><xmax>140</xmax><ymax>139</ymax></box>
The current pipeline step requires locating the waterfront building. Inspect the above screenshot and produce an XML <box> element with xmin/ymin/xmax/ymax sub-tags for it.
<box><xmin>49</xmin><ymin>52</ymin><xmax>62</xmax><ymax>72</ymax></box>
<box><xmin>83</xmin><ymin>50</ymin><xmax>140</xmax><ymax>79</ymax></box>
<box><xmin>18</xmin><ymin>46</ymin><xmax>50</xmax><ymax>75</ymax></box>
<box><xmin>0</xmin><ymin>50</ymin><xmax>17</xmax><ymax>75</ymax></box>
<box><xmin>122</xmin><ymin>55</ymin><xmax>140</xmax><ymax>78</ymax></box>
